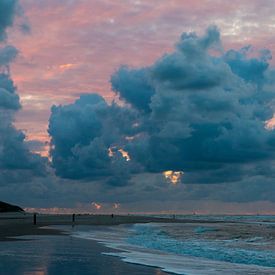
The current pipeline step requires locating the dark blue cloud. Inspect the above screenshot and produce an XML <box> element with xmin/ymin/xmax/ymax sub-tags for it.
<box><xmin>0</xmin><ymin>72</ymin><xmax>46</xmax><ymax>185</ymax></box>
<box><xmin>0</xmin><ymin>0</ymin><xmax>18</xmax><ymax>41</ymax></box>
<box><xmin>111</xmin><ymin>65</ymin><xmax>155</xmax><ymax>112</ymax></box>
<box><xmin>224</xmin><ymin>46</ymin><xmax>271</xmax><ymax>85</ymax></box>
<box><xmin>0</xmin><ymin>45</ymin><xmax>18</xmax><ymax>67</ymax></box>
<box><xmin>48</xmin><ymin>94</ymin><xmax>141</xmax><ymax>183</ymax></box>
<box><xmin>0</xmin><ymin>73</ymin><xmax>20</xmax><ymax>110</ymax></box>
<box><xmin>127</xmin><ymin>27</ymin><xmax>275</xmax><ymax>183</ymax></box>
<box><xmin>0</xmin><ymin>49</ymin><xmax>20</xmax><ymax>111</ymax></box>
<box><xmin>152</xmin><ymin>26</ymin><xmax>224</xmax><ymax>91</ymax></box>
<box><xmin>0</xmin><ymin>0</ymin><xmax>46</xmax><ymax>186</ymax></box>
<box><xmin>49</xmin><ymin>26</ymin><xmax>275</xmax><ymax>188</ymax></box>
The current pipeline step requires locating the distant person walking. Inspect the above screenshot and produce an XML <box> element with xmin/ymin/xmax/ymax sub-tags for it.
<box><xmin>72</xmin><ymin>213</ymin><xmax>75</xmax><ymax>223</ymax></box>
<box><xmin>33</xmin><ymin>213</ymin><xmax>37</xmax><ymax>225</ymax></box>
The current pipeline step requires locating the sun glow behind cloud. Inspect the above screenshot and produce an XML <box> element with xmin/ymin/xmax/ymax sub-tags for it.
<box><xmin>59</xmin><ymin>63</ymin><xmax>75</xmax><ymax>70</ymax></box>
<box><xmin>265</xmin><ymin>114</ymin><xmax>275</xmax><ymax>130</ymax></box>
<box><xmin>163</xmin><ymin>171</ymin><xmax>184</xmax><ymax>185</ymax></box>
<box><xmin>108</xmin><ymin>146</ymin><xmax>131</xmax><ymax>161</ymax></box>
<box><xmin>91</xmin><ymin>202</ymin><xmax>102</xmax><ymax>210</ymax></box>
<box><xmin>113</xmin><ymin>203</ymin><xmax>120</xmax><ymax>209</ymax></box>
<box><xmin>118</xmin><ymin>148</ymin><xmax>131</xmax><ymax>161</ymax></box>
<box><xmin>108</xmin><ymin>147</ymin><xmax>115</xmax><ymax>157</ymax></box>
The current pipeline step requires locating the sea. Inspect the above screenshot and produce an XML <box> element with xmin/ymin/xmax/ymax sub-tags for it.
<box><xmin>72</xmin><ymin>215</ymin><xmax>275</xmax><ymax>275</ymax></box>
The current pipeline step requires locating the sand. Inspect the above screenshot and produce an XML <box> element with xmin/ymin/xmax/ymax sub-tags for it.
<box><xmin>0</xmin><ymin>212</ymin><xmax>176</xmax><ymax>274</ymax></box>
<box><xmin>0</xmin><ymin>229</ymin><xmax>168</xmax><ymax>275</ymax></box>
<box><xmin>1</xmin><ymin>213</ymin><xmax>274</xmax><ymax>274</ymax></box>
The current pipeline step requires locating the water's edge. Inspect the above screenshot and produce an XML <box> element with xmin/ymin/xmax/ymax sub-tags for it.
<box><xmin>70</xmin><ymin>220</ymin><xmax>275</xmax><ymax>275</ymax></box>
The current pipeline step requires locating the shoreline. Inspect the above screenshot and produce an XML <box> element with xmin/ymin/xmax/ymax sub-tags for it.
<box><xmin>1</xmin><ymin>212</ymin><xmax>274</xmax><ymax>241</ymax></box>
<box><xmin>0</xmin><ymin>213</ymin><xmax>173</xmax><ymax>274</ymax></box>
<box><xmin>1</xmin><ymin>213</ymin><xmax>274</xmax><ymax>274</ymax></box>
<box><xmin>0</xmin><ymin>211</ymin><xmax>265</xmax><ymax>241</ymax></box>
<box><xmin>0</xmin><ymin>212</ymin><xmax>183</xmax><ymax>241</ymax></box>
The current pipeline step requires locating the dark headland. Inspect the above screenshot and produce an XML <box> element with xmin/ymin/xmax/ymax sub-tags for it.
<box><xmin>0</xmin><ymin>201</ymin><xmax>24</xmax><ymax>213</ymax></box>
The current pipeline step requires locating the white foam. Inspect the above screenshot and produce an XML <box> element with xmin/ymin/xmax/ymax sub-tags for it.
<box><xmin>103</xmin><ymin>251</ymin><xmax>275</xmax><ymax>275</ymax></box>
<box><xmin>72</xmin><ymin>225</ymin><xmax>275</xmax><ymax>275</ymax></box>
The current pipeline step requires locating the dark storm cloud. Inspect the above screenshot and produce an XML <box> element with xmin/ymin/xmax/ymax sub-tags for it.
<box><xmin>223</xmin><ymin>46</ymin><xmax>271</xmax><ymax>85</ymax></box>
<box><xmin>0</xmin><ymin>74</ymin><xmax>46</xmax><ymax>185</ymax></box>
<box><xmin>0</xmin><ymin>0</ymin><xmax>46</xmax><ymax>186</ymax></box>
<box><xmin>49</xmin><ymin>26</ymin><xmax>275</xmax><ymax>188</ymax></box>
<box><xmin>0</xmin><ymin>0</ymin><xmax>18</xmax><ymax>41</ymax></box>
<box><xmin>111</xmin><ymin>65</ymin><xmax>155</xmax><ymax>112</ymax></box>
<box><xmin>0</xmin><ymin>48</ymin><xmax>20</xmax><ymax>111</ymax></box>
<box><xmin>0</xmin><ymin>73</ymin><xmax>20</xmax><ymax>110</ymax></box>
<box><xmin>123</xmin><ymin>26</ymin><xmax>275</xmax><ymax>184</ymax></box>
<box><xmin>48</xmin><ymin>94</ymin><xmax>141</xmax><ymax>184</ymax></box>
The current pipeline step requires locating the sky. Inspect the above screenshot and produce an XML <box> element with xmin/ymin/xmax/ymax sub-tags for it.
<box><xmin>0</xmin><ymin>0</ymin><xmax>275</xmax><ymax>213</ymax></box>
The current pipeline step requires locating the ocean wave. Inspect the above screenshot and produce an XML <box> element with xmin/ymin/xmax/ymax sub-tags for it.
<box><xmin>72</xmin><ymin>223</ymin><xmax>275</xmax><ymax>274</ymax></box>
<box><xmin>127</xmin><ymin>224</ymin><xmax>275</xmax><ymax>267</ymax></box>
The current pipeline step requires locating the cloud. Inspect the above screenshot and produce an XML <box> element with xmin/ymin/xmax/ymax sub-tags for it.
<box><xmin>49</xmin><ymin>26</ymin><xmax>275</xmax><ymax>190</ymax></box>
<box><xmin>0</xmin><ymin>45</ymin><xmax>19</xmax><ymax>67</ymax></box>
<box><xmin>0</xmin><ymin>1</ymin><xmax>273</xmax><ymax>208</ymax></box>
<box><xmin>114</xmin><ymin>26</ymin><xmax>275</xmax><ymax>184</ymax></box>
<box><xmin>0</xmin><ymin>0</ymin><xmax>45</xmax><ymax>186</ymax></box>
<box><xmin>0</xmin><ymin>79</ymin><xmax>46</xmax><ymax>186</ymax></box>
<box><xmin>0</xmin><ymin>73</ymin><xmax>20</xmax><ymax>110</ymax></box>
<box><xmin>1</xmin><ymin>169</ymin><xmax>274</xmax><ymax>211</ymax></box>
<box><xmin>0</xmin><ymin>0</ymin><xmax>19</xmax><ymax>41</ymax></box>
<box><xmin>223</xmin><ymin>46</ymin><xmax>271</xmax><ymax>85</ymax></box>
<box><xmin>48</xmin><ymin>93</ymin><xmax>141</xmax><ymax>184</ymax></box>
<box><xmin>111</xmin><ymin>65</ymin><xmax>155</xmax><ymax>112</ymax></box>
<box><xmin>11</xmin><ymin>0</ymin><xmax>275</xmax><ymax>158</ymax></box>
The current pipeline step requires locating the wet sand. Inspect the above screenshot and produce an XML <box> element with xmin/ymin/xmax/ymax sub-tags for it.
<box><xmin>0</xmin><ymin>234</ymin><xmax>169</xmax><ymax>275</ymax></box>
<box><xmin>0</xmin><ymin>212</ymin><xmax>173</xmax><ymax>274</ymax></box>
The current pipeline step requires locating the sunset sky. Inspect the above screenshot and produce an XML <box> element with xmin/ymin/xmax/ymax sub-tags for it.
<box><xmin>10</xmin><ymin>0</ymin><xmax>275</xmax><ymax>153</ymax></box>
<box><xmin>1</xmin><ymin>0</ymin><xmax>275</xmax><ymax>213</ymax></box>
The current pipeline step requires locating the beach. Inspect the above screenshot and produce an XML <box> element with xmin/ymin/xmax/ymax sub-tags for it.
<box><xmin>1</xmin><ymin>213</ymin><xmax>275</xmax><ymax>274</ymax></box>
<box><xmin>0</xmin><ymin>212</ymin><xmax>182</xmax><ymax>241</ymax></box>
<box><xmin>0</xmin><ymin>212</ymin><xmax>180</xmax><ymax>275</ymax></box>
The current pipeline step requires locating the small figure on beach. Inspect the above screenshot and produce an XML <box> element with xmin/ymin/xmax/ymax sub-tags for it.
<box><xmin>111</xmin><ymin>214</ymin><xmax>114</xmax><ymax>218</ymax></box>
<box><xmin>72</xmin><ymin>213</ymin><xmax>75</xmax><ymax>223</ymax></box>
